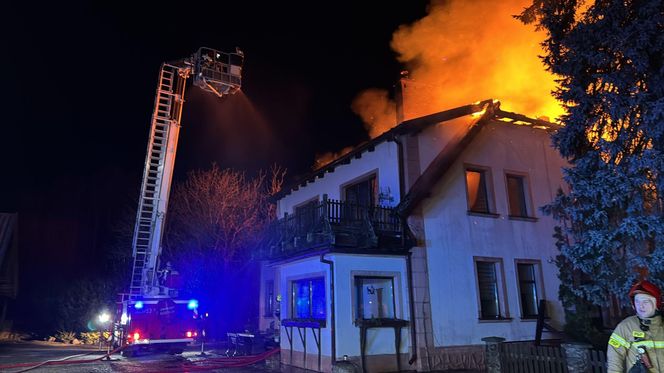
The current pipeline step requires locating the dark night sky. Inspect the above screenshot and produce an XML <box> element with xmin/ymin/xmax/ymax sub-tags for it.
<box><xmin>3</xmin><ymin>2</ymin><xmax>429</xmax><ymax>284</ymax></box>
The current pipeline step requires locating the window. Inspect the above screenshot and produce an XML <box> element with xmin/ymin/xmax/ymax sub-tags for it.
<box><xmin>355</xmin><ymin>276</ymin><xmax>396</xmax><ymax>319</ymax></box>
<box><xmin>516</xmin><ymin>260</ymin><xmax>543</xmax><ymax>318</ymax></box>
<box><xmin>506</xmin><ymin>174</ymin><xmax>532</xmax><ymax>218</ymax></box>
<box><xmin>344</xmin><ymin>175</ymin><xmax>377</xmax><ymax>208</ymax></box>
<box><xmin>291</xmin><ymin>277</ymin><xmax>326</xmax><ymax>320</ymax></box>
<box><xmin>343</xmin><ymin>174</ymin><xmax>377</xmax><ymax>223</ymax></box>
<box><xmin>294</xmin><ymin>198</ymin><xmax>318</xmax><ymax>233</ymax></box>
<box><xmin>465</xmin><ymin>167</ymin><xmax>494</xmax><ymax>214</ymax></box>
<box><xmin>474</xmin><ymin>257</ymin><xmax>508</xmax><ymax>319</ymax></box>
<box><xmin>264</xmin><ymin>280</ymin><xmax>274</xmax><ymax>317</ymax></box>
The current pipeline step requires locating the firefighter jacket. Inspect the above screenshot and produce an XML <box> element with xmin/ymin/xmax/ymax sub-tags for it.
<box><xmin>607</xmin><ymin>314</ymin><xmax>664</xmax><ymax>373</ymax></box>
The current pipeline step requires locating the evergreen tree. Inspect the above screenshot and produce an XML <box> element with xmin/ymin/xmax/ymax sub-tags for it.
<box><xmin>518</xmin><ymin>0</ymin><xmax>664</xmax><ymax>311</ymax></box>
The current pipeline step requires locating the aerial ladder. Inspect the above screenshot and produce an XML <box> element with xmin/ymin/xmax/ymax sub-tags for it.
<box><xmin>129</xmin><ymin>47</ymin><xmax>243</xmax><ymax>298</ymax></box>
<box><xmin>118</xmin><ymin>47</ymin><xmax>243</xmax><ymax>354</ymax></box>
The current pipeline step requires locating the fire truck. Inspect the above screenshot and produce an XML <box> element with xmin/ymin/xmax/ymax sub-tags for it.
<box><xmin>117</xmin><ymin>47</ymin><xmax>243</xmax><ymax>356</ymax></box>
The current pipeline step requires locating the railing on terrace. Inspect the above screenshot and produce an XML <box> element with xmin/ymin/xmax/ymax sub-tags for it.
<box><xmin>263</xmin><ymin>196</ymin><xmax>405</xmax><ymax>259</ymax></box>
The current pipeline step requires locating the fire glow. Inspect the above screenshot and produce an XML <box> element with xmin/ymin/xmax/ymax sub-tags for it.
<box><xmin>352</xmin><ymin>0</ymin><xmax>565</xmax><ymax>138</ymax></box>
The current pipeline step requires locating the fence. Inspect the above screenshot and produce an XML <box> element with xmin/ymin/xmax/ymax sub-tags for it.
<box><xmin>501</xmin><ymin>343</ymin><xmax>568</xmax><ymax>373</ymax></box>
<box><xmin>486</xmin><ymin>340</ymin><xmax>607</xmax><ymax>373</ymax></box>
<box><xmin>587</xmin><ymin>349</ymin><xmax>607</xmax><ymax>373</ymax></box>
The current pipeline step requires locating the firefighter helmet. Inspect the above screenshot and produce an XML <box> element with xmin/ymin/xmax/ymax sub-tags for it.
<box><xmin>629</xmin><ymin>280</ymin><xmax>662</xmax><ymax>310</ymax></box>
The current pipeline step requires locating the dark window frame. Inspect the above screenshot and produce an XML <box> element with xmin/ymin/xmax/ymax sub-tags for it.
<box><xmin>342</xmin><ymin>173</ymin><xmax>378</xmax><ymax>208</ymax></box>
<box><xmin>473</xmin><ymin>256</ymin><xmax>510</xmax><ymax>321</ymax></box>
<box><xmin>290</xmin><ymin>276</ymin><xmax>326</xmax><ymax>321</ymax></box>
<box><xmin>354</xmin><ymin>276</ymin><xmax>397</xmax><ymax>320</ymax></box>
<box><xmin>263</xmin><ymin>280</ymin><xmax>274</xmax><ymax>317</ymax></box>
<box><xmin>464</xmin><ymin>165</ymin><xmax>496</xmax><ymax>215</ymax></box>
<box><xmin>515</xmin><ymin>259</ymin><xmax>544</xmax><ymax>319</ymax></box>
<box><xmin>294</xmin><ymin>197</ymin><xmax>319</xmax><ymax>232</ymax></box>
<box><xmin>505</xmin><ymin>172</ymin><xmax>534</xmax><ymax>219</ymax></box>
<box><xmin>341</xmin><ymin>172</ymin><xmax>379</xmax><ymax>224</ymax></box>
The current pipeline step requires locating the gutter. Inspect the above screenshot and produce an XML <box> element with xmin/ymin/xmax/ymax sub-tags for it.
<box><xmin>320</xmin><ymin>254</ymin><xmax>336</xmax><ymax>363</ymax></box>
<box><xmin>405</xmin><ymin>250</ymin><xmax>418</xmax><ymax>365</ymax></box>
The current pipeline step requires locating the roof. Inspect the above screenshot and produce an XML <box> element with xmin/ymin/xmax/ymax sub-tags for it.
<box><xmin>397</xmin><ymin>102</ymin><xmax>558</xmax><ymax>216</ymax></box>
<box><xmin>274</xmin><ymin>99</ymin><xmax>558</xmax><ymax>202</ymax></box>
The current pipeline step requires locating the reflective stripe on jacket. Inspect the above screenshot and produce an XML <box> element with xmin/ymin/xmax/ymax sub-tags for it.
<box><xmin>607</xmin><ymin>315</ymin><xmax>664</xmax><ymax>373</ymax></box>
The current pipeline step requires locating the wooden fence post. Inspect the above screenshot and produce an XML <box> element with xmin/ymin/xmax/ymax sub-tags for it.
<box><xmin>481</xmin><ymin>336</ymin><xmax>505</xmax><ymax>373</ymax></box>
<box><xmin>561</xmin><ymin>342</ymin><xmax>592</xmax><ymax>373</ymax></box>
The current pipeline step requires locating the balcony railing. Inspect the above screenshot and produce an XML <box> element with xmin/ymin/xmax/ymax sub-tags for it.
<box><xmin>261</xmin><ymin>197</ymin><xmax>406</xmax><ymax>259</ymax></box>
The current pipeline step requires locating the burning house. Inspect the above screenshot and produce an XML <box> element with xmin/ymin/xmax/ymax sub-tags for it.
<box><xmin>257</xmin><ymin>76</ymin><xmax>568</xmax><ymax>371</ymax></box>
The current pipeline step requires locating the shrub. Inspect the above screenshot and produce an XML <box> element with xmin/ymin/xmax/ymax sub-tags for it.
<box><xmin>55</xmin><ymin>330</ymin><xmax>76</xmax><ymax>344</ymax></box>
<box><xmin>79</xmin><ymin>331</ymin><xmax>112</xmax><ymax>344</ymax></box>
<box><xmin>79</xmin><ymin>331</ymin><xmax>100</xmax><ymax>345</ymax></box>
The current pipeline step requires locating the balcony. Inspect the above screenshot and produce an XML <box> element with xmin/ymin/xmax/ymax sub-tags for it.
<box><xmin>261</xmin><ymin>197</ymin><xmax>408</xmax><ymax>260</ymax></box>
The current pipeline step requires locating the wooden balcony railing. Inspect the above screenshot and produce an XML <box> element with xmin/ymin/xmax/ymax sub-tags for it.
<box><xmin>261</xmin><ymin>197</ymin><xmax>406</xmax><ymax>259</ymax></box>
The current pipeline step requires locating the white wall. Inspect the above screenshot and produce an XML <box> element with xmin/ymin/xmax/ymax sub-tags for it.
<box><xmin>417</xmin><ymin>115</ymin><xmax>478</xmax><ymax>169</ymax></box>
<box><xmin>332</xmin><ymin>253</ymin><xmax>411</xmax><ymax>357</ymax></box>
<box><xmin>277</xmin><ymin>257</ymin><xmax>333</xmax><ymax>356</ymax></box>
<box><xmin>277</xmin><ymin>141</ymin><xmax>401</xmax><ymax>215</ymax></box>
<box><xmin>258</xmin><ymin>262</ymin><xmax>276</xmax><ymax>332</ymax></box>
<box><xmin>420</xmin><ymin>121</ymin><xmax>567</xmax><ymax>346</ymax></box>
<box><xmin>273</xmin><ymin>254</ymin><xmax>411</xmax><ymax>358</ymax></box>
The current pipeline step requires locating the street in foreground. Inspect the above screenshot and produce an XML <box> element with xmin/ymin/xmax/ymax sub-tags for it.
<box><xmin>0</xmin><ymin>340</ymin><xmax>284</xmax><ymax>373</ymax></box>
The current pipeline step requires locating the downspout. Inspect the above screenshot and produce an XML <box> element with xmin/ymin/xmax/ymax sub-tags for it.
<box><xmin>391</xmin><ymin>135</ymin><xmax>418</xmax><ymax>365</ymax></box>
<box><xmin>406</xmin><ymin>251</ymin><xmax>418</xmax><ymax>365</ymax></box>
<box><xmin>391</xmin><ymin>135</ymin><xmax>406</xmax><ymax>205</ymax></box>
<box><xmin>320</xmin><ymin>253</ymin><xmax>336</xmax><ymax>363</ymax></box>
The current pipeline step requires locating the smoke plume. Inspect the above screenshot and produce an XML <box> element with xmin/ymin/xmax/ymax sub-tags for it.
<box><xmin>352</xmin><ymin>0</ymin><xmax>563</xmax><ymax>138</ymax></box>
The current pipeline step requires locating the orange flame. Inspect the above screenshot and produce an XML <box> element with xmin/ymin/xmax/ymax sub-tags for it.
<box><xmin>353</xmin><ymin>0</ymin><xmax>565</xmax><ymax>138</ymax></box>
<box><xmin>313</xmin><ymin>146</ymin><xmax>354</xmax><ymax>170</ymax></box>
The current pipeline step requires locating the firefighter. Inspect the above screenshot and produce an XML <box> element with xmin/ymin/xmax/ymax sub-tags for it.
<box><xmin>607</xmin><ymin>280</ymin><xmax>664</xmax><ymax>372</ymax></box>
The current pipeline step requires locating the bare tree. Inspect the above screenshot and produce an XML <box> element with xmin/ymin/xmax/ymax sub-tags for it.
<box><xmin>162</xmin><ymin>164</ymin><xmax>284</xmax><ymax>335</ymax></box>
<box><xmin>166</xmin><ymin>164</ymin><xmax>285</xmax><ymax>269</ymax></box>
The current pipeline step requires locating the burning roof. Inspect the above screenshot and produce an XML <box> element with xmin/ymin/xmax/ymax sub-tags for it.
<box><xmin>275</xmin><ymin>99</ymin><xmax>558</xmax><ymax>200</ymax></box>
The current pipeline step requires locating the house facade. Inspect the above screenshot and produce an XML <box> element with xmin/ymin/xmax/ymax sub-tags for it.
<box><xmin>258</xmin><ymin>98</ymin><xmax>568</xmax><ymax>372</ymax></box>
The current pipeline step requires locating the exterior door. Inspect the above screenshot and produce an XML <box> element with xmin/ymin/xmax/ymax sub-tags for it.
<box><xmin>344</xmin><ymin>175</ymin><xmax>376</xmax><ymax>223</ymax></box>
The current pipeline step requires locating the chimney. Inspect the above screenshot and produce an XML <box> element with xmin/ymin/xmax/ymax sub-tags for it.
<box><xmin>393</xmin><ymin>72</ymin><xmax>422</xmax><ymax>192</ymax></box>
<box><xmin>395</xmin><ymin>71</ymin><xmax>409</xmax><ymax>124</ymax></box>
<box><xmin>394</xmin><ymin>72</ymin><xmax>441</xmax><ymax>123</ymax></box>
